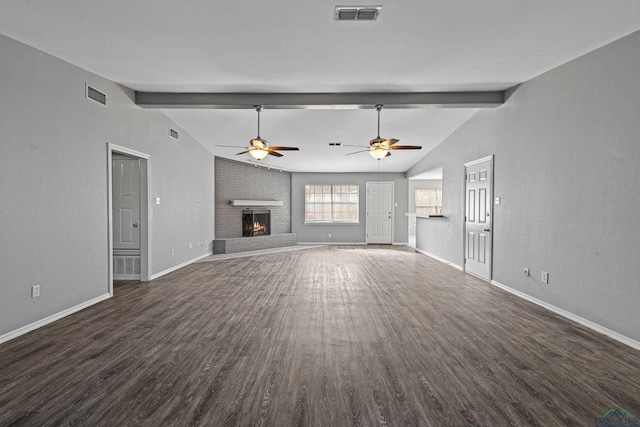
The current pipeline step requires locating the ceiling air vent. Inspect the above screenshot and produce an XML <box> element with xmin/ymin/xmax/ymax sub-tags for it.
<box><xmin>170</xmin><ymin>128</ymin><xmax>179</xmax><ymax>140</ymax></box>
<box><xmin>86</xmin><ymin>84</ymin><xmax>107</xmax><ymax>106</ymax></box>
<box><xmin>335</xmin><ymin>6</ymin><xmax>381</xmax><ymax>21</ymax></box>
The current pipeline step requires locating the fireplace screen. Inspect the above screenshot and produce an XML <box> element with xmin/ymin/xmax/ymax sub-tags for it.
<box><xmin>242</xmin><ymin>209</ymin><xmax>271</xmax><ymax>237</ymax></box>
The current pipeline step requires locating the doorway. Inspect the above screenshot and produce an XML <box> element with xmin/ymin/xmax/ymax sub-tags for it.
<box><xmin>107</xmin><ymin>143</ymin><xmax>150</xmax><ymax>295</ymax></box>
<box><xmin>366</xmin><ymin>182</ymin><xmax>394</xmax><ymax>244</ymax></box>
<box><xmin>407</xmin><ymin>167</ymin><xmax>443</xmax><ymax>248</ymax></box>
<box><xmin>464</xmin><ymin>155</ymin><xmax>493</xmax><ymax>281</ymax></box>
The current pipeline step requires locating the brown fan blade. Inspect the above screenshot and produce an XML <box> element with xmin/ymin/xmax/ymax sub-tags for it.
<box><xmin>386</xmin><ymin>138</ymin><xmax>400</xmax><ymax>146</ymax></box>
<box><xmin>346</xmin><ymin>150</ymin><xmax>369</xmax><ymax>155</ymax></box>
<box><xmin>267</xmin><ymin>146</ymin><xmax>299</xmax><ymax>151</ymax></box>
<box><xmin>386</xmin><ymin>151</ymin><xmax>392</xmax><ymax>157</ymax></box>
<box><xmin>235</xmin><ymin>150</ymin><xmax>251</xmax><ymax>155</ymax></box>
<box><xmin>388</xmin><ymin>145</ymin><xmax>422</xmax><ymax>150</ymax></box>
<box><xmin>267</xmin><ymin>151</ymin><xmax>283</xmax><ymax>157</ymax></box>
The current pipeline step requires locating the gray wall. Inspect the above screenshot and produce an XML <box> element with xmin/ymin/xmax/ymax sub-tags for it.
<box><xmin>214</xmin><ymin>157</ymin><xmax>291</xmax><ymax>238</ymax></box>
<box><xmin>292</xmin><ymin>172</ymin><xmax>408</xmax><ymax>244</ymax></box>
<box><xmin>408</xmin><ymin>30</ymin><xmax>640</xmax><ymax>342</ymax></box>
<box><xmin>0</xmin><ymin>35</ymin><xmax>214</xmax><ymax>338</ymax></box>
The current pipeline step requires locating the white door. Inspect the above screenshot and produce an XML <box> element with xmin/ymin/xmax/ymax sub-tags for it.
<box><xmin>112</xmin><ymin>155</ymin><xmax>142</xmax><ymax>280</ymax></box>
<box><xmin>464</xmin><ymin>156</ymin><xmax>493</xmax><ymax>280</ymax></box>
<box><xmin>366</xmin><ymin>182</ymin><xmax>393</xmax><ymax>244</ymax></box>
<box><xmin>112</xmin><ymin>157</ymin><xmax>141</xmax><ymax>251</ymax></box>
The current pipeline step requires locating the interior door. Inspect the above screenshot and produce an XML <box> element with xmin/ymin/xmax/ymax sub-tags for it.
<box><xmin>112</xmin><ymin>157</ymin><xmax>141</xmax><ymax>251</ymax></box>
<box><xmin>366</xmin><ymin>182</ymin><xmax>393</xmax><ymax>244</ymax></box>
<box><xmin>464</xmin><ymin>156</ymin><xmax>493</xmax><ymax>280</ymax></box>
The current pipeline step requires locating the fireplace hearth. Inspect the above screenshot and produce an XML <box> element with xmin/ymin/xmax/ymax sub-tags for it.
<box><xmin>242</xmin><ymin>209</ymin><xmax>271</xmax><ymax>237</ymax></box>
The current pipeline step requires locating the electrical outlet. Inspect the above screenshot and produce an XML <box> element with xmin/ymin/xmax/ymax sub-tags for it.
<box><xmin>31</xmin><ymin>285</ymin><xmax>40</xmax><ymax>298</ymax></box>
<box><xmin>171</xmin><ymin>248</ymin><xmax>175</xmax><ymax>256</ymax></box>
<box><xmin>328</xmin><ymin>233</ymin><xmax>332</xmax><ymax>238</ymax></box>
<box><xmin>541</xmin><ymin>271</ymin><xmax>549</xmax><ymax>284</ymax></box>
<box><xmin>523</xmin><ymin>267</ymin><xmax>530</xmax><ymax>276</ymax></box>
<box><xmin>189</xmin><ymin>242</ymin><xmax>193</xmax><ymax>249</ymax></box>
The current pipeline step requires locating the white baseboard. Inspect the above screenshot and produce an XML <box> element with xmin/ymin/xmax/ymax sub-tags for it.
<box><xmin>490</xmin><ymin>280</ymin><xmax>640</xmax><ymax>352</ymax></box>
<box><xmin>0</xmin><ymin>293</ymin><xmax>111</xmax><ymax>345</ymax></box>
<box><xmin>150</xmin><ymin>252</ymin><xmax>212</xmax><ymax>280</ymax></box>
<box><xmin>414</xmin><ymin>248</ymin><xmax>463</xmax><ymax>271</ymax></box>
<box><xmin>299</xmin><ymin>242</ymin><xmax>367</xmax><ymax>245</ymax></box>
<box><xmin>392</xmin><ymin>242</ymin><xmax>409</xmax><ymax>246</ymax></box>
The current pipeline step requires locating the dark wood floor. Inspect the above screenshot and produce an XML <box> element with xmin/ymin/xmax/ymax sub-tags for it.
<box><xmin>1</xmin><ymin>246</ymin><xmax>638</xmax><ymax>426</ymax></box>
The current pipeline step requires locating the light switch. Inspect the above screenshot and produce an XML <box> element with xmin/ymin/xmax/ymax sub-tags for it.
<box><xmin>155</xmin><ymin>197</ymin><xmax>161</xmax><ymax>205</ymax></box>
<box><xmin>495</xmin><ymin>197</ymin><xmax>501</xmax><ymax>205</ymax></box>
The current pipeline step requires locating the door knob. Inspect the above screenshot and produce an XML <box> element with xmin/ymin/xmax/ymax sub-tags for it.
<box><xmin>133</xmin><ymin>223</ymin><xmax>139</xmax><ymax>228</ymax></box>
<box><xmin>484</xmin><ymin>227</ymin><xmax>490</xmax><ymax>232</ymax></box>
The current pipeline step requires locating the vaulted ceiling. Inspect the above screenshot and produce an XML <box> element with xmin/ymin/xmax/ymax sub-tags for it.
<box><xmin>2</xmin><ymin>1</ymin><xmax>640</xmax><ymax>172</ymax></box>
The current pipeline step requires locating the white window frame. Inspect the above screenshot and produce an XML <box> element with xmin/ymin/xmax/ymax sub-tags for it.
<box><xmin>304</xmin><ymin>184</ymin><xmax>359</xmax><ymax>224</ymax></box>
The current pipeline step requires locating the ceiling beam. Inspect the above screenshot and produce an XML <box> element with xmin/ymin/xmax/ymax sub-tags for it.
<box><xmin>135</xmin><ymin>91</ymin><xmax>504</xmax><ymax>109</ymax></box>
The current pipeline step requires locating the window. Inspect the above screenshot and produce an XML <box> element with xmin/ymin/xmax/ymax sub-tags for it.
<box><xmin>415</xmin><ymin>188</ymin><xmax>442</xmax><ymax>215</ymax></box>
<box><xmin>305</xmin><ymin>185</ymin><xmax>359</xmax><ymax>223</ymax></box>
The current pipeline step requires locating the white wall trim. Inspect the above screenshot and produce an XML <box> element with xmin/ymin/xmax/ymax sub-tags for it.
<box><xmin>298</xmin><ymin>242</ymin><xmax>367</xmax><ymax>245</ymax></box>
<box><xmin>392</xmin><ymin>242</ymin><xmax>409</xmax><ymax>246</ymax></box>
<box><xmin>464</xmin><ymin>154</ymin><xmax>494</xmax><ymax>167</ymax></box>
<box><xmin>0</xmin><ymin>294</ymin><xmax>111</xmax><ymax>345</ymax></box>
<box><xmin>150</xmin><ymin>252</ymin><xmax>212</xmax><ymax>280</ymax></box>
<box><xmin>414</xmin><ymin>247</ymin><xmax>464</xmax><ymax>271</ymax></box>
<box><xmin>490</xmin><ymin>280</ymin><xmax>640</xmax><ymax>352</ymax></box>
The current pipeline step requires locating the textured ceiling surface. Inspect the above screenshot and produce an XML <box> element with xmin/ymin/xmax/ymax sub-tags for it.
<box><xmin>2</xmin><ymin>1</ymin><xmax>640</xmax><ymax>172</ymax></box>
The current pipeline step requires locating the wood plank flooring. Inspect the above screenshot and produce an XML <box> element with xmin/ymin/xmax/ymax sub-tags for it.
<box><xmin>1</xmin><ymin>245</ymin><xmax>639</xmax><ymax>426</ymax></box>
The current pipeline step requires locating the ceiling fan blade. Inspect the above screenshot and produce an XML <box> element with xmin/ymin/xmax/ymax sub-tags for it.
<box><xmin>342</xmin><ymin>144</ymin><xmax>369</xmax><ymax>148</ymax></box>
<box><xmin>388</xmin><ymin>145</ymin><xmax>422</xmax><ymax>150</ymax></box>
<box><xmin>267</xmin><ymin>151</ymin><xmax>284</xmax><ymax>157</ymax></box>
<box><xmin>267</xmin><ymin>146</ymin><xmax>299</xmax><ymax>151</ymax></box>
<box><xmin>346</xmin><ymin>150</ymin><xmax>369</xmax><ymax>155</ymax></box>
<box><xmin>386</xmin><ymin>151</ymin><xmax>392</xmax><ymax>157</ymax></box>
<box><xmin>236</xmin><ymin>150</ymin><xmax>251</xmax><ymax>155</ymax></box>
<box><xmin>217</xmin><ymin>145</ymin><xmax>247</xmax><ymax>148</ymax></box>
<box><xmin>386</xmin><ymin>138</ymin><xmax>400</xmax><ymax>146</ymax></box>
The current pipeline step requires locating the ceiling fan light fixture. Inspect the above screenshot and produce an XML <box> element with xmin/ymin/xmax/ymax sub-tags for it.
<box><xmin>369</xmin><ymin>147</ymin><xmax>388</xmax><ymax>160</ymax></box>
<box><xmin>249</xmin><ymin>148</ymin><xmax>269</xmax><ymax>160</ymax></box>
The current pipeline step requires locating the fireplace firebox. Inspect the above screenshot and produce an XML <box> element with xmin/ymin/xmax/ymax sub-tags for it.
<box><xmin>242</xmin><ymin>209</ymin><xmax>271</xmax><ymax>237</ymax></box>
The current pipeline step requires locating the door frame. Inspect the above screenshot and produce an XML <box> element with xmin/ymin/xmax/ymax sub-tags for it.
<box><xmin>107</xmin><ymin>143</ymin><xmax>151</xmax><ymax>295</ymax></box>
<box><xmin>463</xmin><ymin>155</ymin><xmax>494</xmax><ymax>281</ymax></box>
<box><xmin>366</xmin><ymin>181</ymin><xmax>394</xmax><ymax>244</ymax></box>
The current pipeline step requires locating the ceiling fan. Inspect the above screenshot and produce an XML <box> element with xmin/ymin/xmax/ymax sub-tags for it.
<box><xmin>345</xmin><ymin>104</ymin><xmax>422</xmax><ymax>159</ymax></box>
<box><xmin>217</xmin><ymin>105</ymin><xmax>300</xmax><ymax>160</ymax></box>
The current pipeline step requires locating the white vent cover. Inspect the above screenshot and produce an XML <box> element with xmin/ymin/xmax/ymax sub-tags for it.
<box><xmin>86</xmin><ymin>84</ymin><xmax>107</xmax><ymax>106</ymax></box>
<box><xmin>170</xmin><ymin>128</ymin><xmax>179</xmax><ymax>140</ymax></box>
<box><xmin>335</xmin><ymin>6</ymin><xmax>381</xmax><ymax>21</ymax></box>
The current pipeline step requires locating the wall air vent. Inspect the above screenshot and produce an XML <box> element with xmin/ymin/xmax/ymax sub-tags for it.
<box><xmin>328</xmin><ymin>142</ymin><xmax>343</xmax><ymax>146</ymax></box>
<box><xmin>335</xmin><ymin>6</ymin><xmax>381</xmax><ymax>21</ymax></box>
<box><xmin>86</xmin><ymin>84</ymin><xmax>107</xmax><ymax>106</ymax></box>
<box><xmin>170</xmin><ymin>128</ymin><xmax>179</xmax><ymax>140</ymax></box>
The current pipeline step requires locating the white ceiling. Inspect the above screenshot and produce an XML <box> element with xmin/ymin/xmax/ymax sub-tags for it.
<box><xmin>2</xmin><ymin>1</ymin><xmax>640</xmax><ymax>172</ymax></box>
